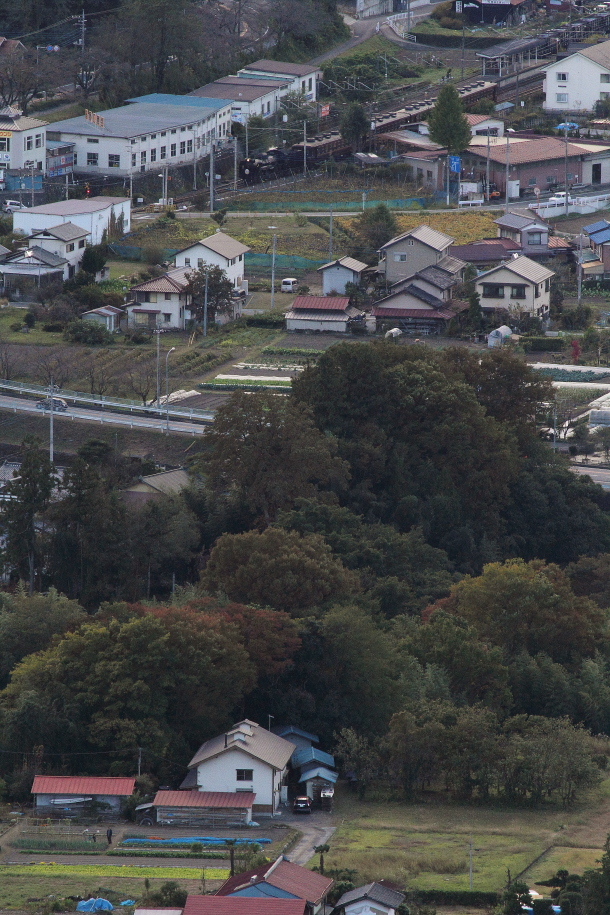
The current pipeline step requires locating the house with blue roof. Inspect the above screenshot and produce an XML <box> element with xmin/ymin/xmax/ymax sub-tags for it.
<box><xmin>583</xmin><ymin>218</ymin><xmax>610</xmax><ymax>277</ymax></box>
<box><xmin>271</xmin><ymin>725</ymin><xmax>319</xmax><ymax>752</ymax></box>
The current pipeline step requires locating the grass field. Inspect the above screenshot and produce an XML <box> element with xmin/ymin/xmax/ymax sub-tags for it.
<box><xmin>323</xmin><ymin>779</ymin><xmax>610</xmax><ymax>891</ymax></box>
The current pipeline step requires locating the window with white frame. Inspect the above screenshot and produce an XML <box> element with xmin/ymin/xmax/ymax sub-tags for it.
<box><xmin>556</xmin><ymin>93</ymin><xmax>568</xmax><ymax>103</ymax></box>
<box><xmin>87</xmin><ymin>152</ymin><xmax>98</xmax><ymax>166</ymax></box>
<box><xmin>170</xmin><ymin>143</ymin><xmax>176</xmax><ymax>156</ymax></box>
<box><xmin>35</xmin><ymin>134</ymin><xmax>42</xmax><ymax>147</ymax></box>
<box><xmin>108</xmin><ymin>154</ymin><xmax>120</xmax><ymax>168</ymax></box>
<box><xmin>602</xmin><ymin>74</ymin><xmax>610</xmax><ymax>83</ymax></box>
<box><xmin>150</xmin><ymin>148</ymin><xmax>156</xmax><ymax>161</ymax></box>
<box><xmin>24</xmin><ymin>136</ymin><xmax>33</xmax><ymax>150</ymax></box>
<box><xmin>556</xmin><ymin>72</ymin><xmax>568</xmax><ymax>81</ymax></box>
<box><xmin>160</xmin><ymin>146</ymin><xmax>166</xmax><ymax>159</ymax></box>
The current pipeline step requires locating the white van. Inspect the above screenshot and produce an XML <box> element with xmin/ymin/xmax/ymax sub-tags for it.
<box><xmin>280</xmin><ymin>278</ymin><xmax>298</xmax><ymax>293</ymax></box>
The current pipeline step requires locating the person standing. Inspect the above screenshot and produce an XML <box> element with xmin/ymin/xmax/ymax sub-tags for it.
<box><xmin>106</xmin><ymin>828</ymin><xmax>113</xmax><ymax>846</ymax></box>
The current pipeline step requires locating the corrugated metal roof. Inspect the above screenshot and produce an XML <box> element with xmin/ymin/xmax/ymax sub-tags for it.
<box><xmin>178</xmin><ymin>232</ymin><xmax>249</xmax><ymax>261</ymax></box>
<box><xmin>272</xmin><ymin>725</ymin><xmax>319</xmax><ymax>743</ymax></box>
<box><xmin>32</xmin><ymin>776</ymin><xmax>135</xmax><ymax>796</ymax></box>
<box><xmin>292</xmin><ymin>296</ymin><xmax>349</xmax><ymax>311</ymax></box>
<box><xmin>450</xmin><ymin>242</ymin><xmax>521</xmax><ymax>262</ymax></box>
<box><xmin>241</xmin><ymin>59</ymin><xmax>319</xmax><ymax>77</ymax></box>
<box><xmin>188</xmin><ymin>720</ymin><xmax>295</xmax><ymax>771</ymax></box>
<box><xmin>217</xmin><ymin>858</ymin><xmax>333</xmax><ymax>906</ymax></box>
<box><xmin>590</xmin><ymin>228</ymin><xmax>610</xmax><ymax>244</ymax></box>
<box><xmin>23</xmin><ymin>197</ymin><xmax>127</xmax><ymax>216</ymax></box>
<box><xmin>292</xmin><ymin>747</ymin><xmax>335</xmax><ymax>769</ymax></box>
<box><xmin>380</xmin><ymin>225</ymin><xmax>453</xmax><ymax>252</ymax></box>
<box><xmin>50</xmin><ymin>103</ymin><xmax>221</xmax><ymax>139</ymax></box>
<box><xmin>468</xmin><ymin>137</ymin><xmax>586</xmax><ymax>166</ymax></box>
<box><xmin>438</xmin><ymin>253</ymin><xmax>466</xmax><ymax>274</ymax></box>
<box><xmin>415</xmin><ymin>265</ymin><xmax>457</xmax><ymax>289</ymax></box>
<box><xmin>285</xmin><ymin>310</ymin><xmax>349</xmax><ymax>322</ymax></box>
<box><xmin>185</xmin><ymin>898</ymin><xmax>305</xmax><ymax>915</ymax></box>
<box><xmin>297</xmin><ymin>766</ymin><xmax>338</xmax><ymax>784</ymax></box>
<box><xmin>127</xmin><ymin>93</ymin><xmax>230</xmax><ymax>111</ymax></box>
<box><xmin>317</xmin><ymin>256</ymin><xmax>369</xmax><ymax>273</ymax></box>
<box><xmin>547</xmin><ymin>236</ymin><xmax>573</xmax><ymax>249</ymax></box>
<box><xmin>584</xmin><ymin>219</ymin><xmax>610</xmax><ymax>235</ymax></box>
<box><xmin>154</xmin><ymin>790</ymin><xmax>255</xmax><ymax>808</ymax></box>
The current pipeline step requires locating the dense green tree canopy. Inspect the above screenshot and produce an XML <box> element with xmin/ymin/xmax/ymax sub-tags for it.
<box><xmin>427</xmin><ymin>84</ymin><xmax>472</xmax><ymax>153</ymax></box>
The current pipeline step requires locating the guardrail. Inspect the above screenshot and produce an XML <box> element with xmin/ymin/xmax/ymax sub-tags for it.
<box><xmin>529</xmin><ymin>192</ymin><xmax>610</xmax><ymax>216</ymax></box>
<box><xmin>0</xmin><ymin>379</ymin><xmax>214</xmax><ymax>423</ymax></box>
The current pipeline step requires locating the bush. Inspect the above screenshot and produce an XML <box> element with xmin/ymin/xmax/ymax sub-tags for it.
<box><xmin>43</xmin><ymin>322</ymin><xmax>65</xmax><ymax>333</ymax></box>
<box><xmin>522</xmin><ymin>336</ymin><xmax>565</xmax><ymax>352</ymax></box>
<box><xmin>242</xmin><ymin>313</ymin><xmax>285</xmax><ymax>327</ymax></box>
<box><xmin>64</xmin><ymin>320</ymin><xmax>115</xmax><ymax>345</ymax></box>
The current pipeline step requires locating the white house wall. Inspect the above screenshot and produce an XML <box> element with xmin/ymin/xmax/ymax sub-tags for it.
<box><xmin>345</xmin><ymin>903</ymin><xmax>394</xmax><ymax>915</ymax></box>
<box><xmin>175</xmin><ymin>242</ymin><xmax>245</xmax><ymax>287</ymax></box>
<box><xmin>321</xmin><ymin>265</ymin><xmax>358</xmax><ymax>295</ymax></box>
<box><xmin>475</xmin><ymin>266</ymin><xmax>551</xmax><ymax>315</ymax></box>
<box><xmin>194</xmin><ymin>747</ymin><xmax>277</xmax><ymax>809</ymax></box>
<box><xmin>286</xmin><ymin>317</ymin><xmax>348</xmax><ymax>332</ymax></box>
<box><xmin>13</xmin><ymin>201</ymin><xmax>130</xmax><ymax>245</ymax></box>
<box><xmin>544</xmin><ymin>55</ymin><xmax>610</xmax><ymax>112</ymax></box>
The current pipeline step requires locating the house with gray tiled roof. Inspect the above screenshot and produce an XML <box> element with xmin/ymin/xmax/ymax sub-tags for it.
<box><xmin>335</xmin><ymin>883</ymin><xmax>405</xmax><ymax>915</ymax></box>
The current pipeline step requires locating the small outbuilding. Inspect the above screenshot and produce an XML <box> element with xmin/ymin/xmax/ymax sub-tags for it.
<box><xmin>82</xmin><ymin>305</ymin><xmax>123</xmax><ymax>332</ymax></box>
<box><xmin>152</xmin><ymin>789</ymin><xmax>256</xmax><ymax>826</ymax></box>
<box><xmin>31</xmin><ymin>775</ymin><xmax>136</xmax><ymax>815</ymax></box>
<box><xmin>285</xmin><ymin>295</ymin><xmax>363</xmax><ymax>333</ymax></box>
<box><xmin>317</xmin><ymin>256</ymin><xmax>369</xmax><ymax>296</ymax></box>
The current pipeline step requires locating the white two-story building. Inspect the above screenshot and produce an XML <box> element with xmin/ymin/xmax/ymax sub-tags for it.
<box><xmin>175</xmin><ymin>231</ymin><xmax>249</xmax><ymax>289</ymax></box>
<box><xmin>0</xmin><ymin>105</ymin><xmax>48</xmax><ymax>175</ymax></box>
<box><xmin>182</xmin><ymin>719</ymin><xmax>295</xmax><ymax>815</ymax></box>
<box><xmin>543</xmin><ymin>40</ymin><xmax>610</xmax><ymax>112</ymax></box>
<box><xmin>238</xmin><ymin>60</ymin><xmax>321</xmax><ymax>102</ymax></box>
<box><xmin>47</xmin><ymin>96</ymin><xmax>233</xmax><ymax>178</ymax></box>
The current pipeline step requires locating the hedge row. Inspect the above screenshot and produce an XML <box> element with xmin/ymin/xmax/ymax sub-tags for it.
<box><xmin>110</xmin><ymin>849</ymin><xmax>225</xmax><ymax>859</ymax></box>
<box><xmin>523</xmin><ymin>337</ymin><xmax>565</xmax><ymax>352</ymax></box>
<box><xmin>407</xmin><ymin>889</ymin><xmax>500</xmax><ymax>907</ymax></box>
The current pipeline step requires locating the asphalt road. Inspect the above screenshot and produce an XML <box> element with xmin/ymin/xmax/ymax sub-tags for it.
<box><xmin>0</xmin><ymin>393</ymin><xmax>208</xmax><ymax>436</ymax></box>
<box><xmin>571</xmin><ymin>464</ymin><xmax>610</xmax><ymax>490</ymax></box>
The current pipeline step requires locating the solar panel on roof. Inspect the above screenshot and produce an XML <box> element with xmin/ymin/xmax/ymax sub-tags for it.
<box><xmin>584</xmin><ymin>220</ymin><xmax>610</xmax><ymax>234</ymax></box>
<box><xmin>590</xmin><ymin>228</ymin><xmax>610</xmax><ymax>244</ymax></box>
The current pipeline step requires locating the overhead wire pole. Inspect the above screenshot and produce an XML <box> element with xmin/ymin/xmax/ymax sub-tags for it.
<box><xmin>486</xmin><ymin>128</ymin><xmax>491</xmax><ymax>203</ymax></box>
<box><xmin>49</xmin><ymin>376</ymin><xmax>54</xmax><ymax>464</ymax></box>
<box><xmin>209</xmin><ymin>141</ymin><xmax>215</xmax><ymax>214</ymax></box>
<box><xmin>504</xmin><ymin>133</ymin><xmax>510</xmax><ymax>214</ymax></box>
<box><xmin>303</xmin><ymin>120</ymin><xmax>307</xmax><ymax>177</ymax></box>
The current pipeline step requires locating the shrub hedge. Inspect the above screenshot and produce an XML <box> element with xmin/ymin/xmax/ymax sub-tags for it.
<box><xmin>407</xmin><ymin>890</ymin><xmax>500</xmax><ymax>907</ymax></box>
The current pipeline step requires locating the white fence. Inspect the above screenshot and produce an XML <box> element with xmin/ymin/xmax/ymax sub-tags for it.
<box><xmin>386</xmin><ymin>6</ymin><xmax>428</xmax><ymax>36</ymax></box>
<box><xmin>529</xmin><ymin>193</ymin><xmax>610</xmax><ymax>217</ymax></box>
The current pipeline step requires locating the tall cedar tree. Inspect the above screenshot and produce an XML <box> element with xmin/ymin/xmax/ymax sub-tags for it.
<box><xmin>427</xmin><ymin>84</ymin><xmax>471</xmax><ymax>153</ymax></box>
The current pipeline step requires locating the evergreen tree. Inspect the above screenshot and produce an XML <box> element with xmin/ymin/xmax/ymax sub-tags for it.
<box><xmin>427</xmin><ymin>84</ymin><xmax>471</xmax><ymax>153</ymax></box>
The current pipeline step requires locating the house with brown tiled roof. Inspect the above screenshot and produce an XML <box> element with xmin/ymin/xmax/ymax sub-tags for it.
<box><xmin>126</xmin><ymin>267</ymin><xmax>193</xmax><ymax>330</ymax></box>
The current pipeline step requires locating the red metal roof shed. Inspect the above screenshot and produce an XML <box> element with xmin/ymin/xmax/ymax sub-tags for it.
<box><xmin>32</xmin><ymin>776</ymin><xmax>136</xmax><ymax>796</ymax></box>
<box><xmin>185</xmin><ymin>898</ymin><xmax>306</xmax><ymax>915</ymax></box>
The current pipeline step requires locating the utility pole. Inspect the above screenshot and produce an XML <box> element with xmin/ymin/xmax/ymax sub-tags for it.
<box><xmin>209</xmin><ymin>141</ymin><xmax>215</xmax><ymax>214</ymax></box>
<box><xmin>564</xmin><ymin>124</ymin><xmax>569</xmax><ymax>216</ymax></box>
<box><xmin>577</xmin><ymin>232</ymin><xmax>583</xmax><ymax>306</ymax></box>
<box><xmin>270</xmin><ymin>232</ymin><xmax>277</xmax><ymax>309</ymax></box>
<box><xmin>461</xmin><ymin>14</ymin><xmax>465</xmax><ymax>79</ymax></box>
<box><xmin>203</xmin><ymin>272</ymin><xmax>208</xmax><ymax>337</ymax></box>
<box><xmin>469</xmin><ymin>837</ymin><xmax>473</xmax><ymax>891</ymax></box>
<box><xmin>80</xmin><ymin>9</ymin><xmax>85</xmax><ymax>54</ymax></box>
<box><xmin>49</xmin><ymin>376</ymin><xmax>54</xmax><ymax>464</ymax></box>
<box><xmin>245</xmin><ymin>119</ymin><xmax>249</xmax><ymax>158</ymax></box>
<box><xmin>233</xmin><ymin>136</ymin><xmax>238</xmax><ymax>190</ymax></box>
<box><xmin>165</xmin><ymin>347</ymin><xmax>175</xmax><ymax>434</ymax></box>
<box><xmin>303</xmin><ymin>120</ymin><xmax>307</xmax><ymax>178</ymax></box>
<box><xmin>193</xmin><ymin>131</ymin><xmax>197</xmax><ymax>191</ymax></box>
<box><xmin>30</xmin><ymin>163</ymin><xmax>35</xmax><ymax>207</ymax></box>
<box><xmin>65</xmin><ymin>172</ymin><xmax>69</xmax><ymax>200</ymax></box>
<box><xmin>329</xmin><ymin>204</ymin><xmax>333</xmax><ymax>260</ymax></box>
<box><xmin>446</xmin><ymin>155</ymin><xmax>450</xmax><ymax>207</ymax></box>
<box><xmin>504</xmin><ymin>134</ymin><xmax>510</xmax><ymax>214</ymax></box>
<box><xmin>486</xmin><ymin>129</ymin><xmax>491</xmax><ymax>203</ymax></box>
<box><xmin>155</xmin><ymin>330</ymin><xmax>161</xmax><ymax>409</ymax></box>
<box><xmin>137</xmin><ymin>747</ymin><xmax>142</xmax><ymax>777</ymax></box>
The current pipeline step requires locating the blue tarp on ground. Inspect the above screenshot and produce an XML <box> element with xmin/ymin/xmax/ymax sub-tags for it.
<box><xmin>77</xmin><ymin>899</ymin><xmax>113</xmax><ymax>911</ymax></box>
<box><xmin>121</xmin><ymin>836</ymin><xmax>271</xmax><ymax>846</ymax></box>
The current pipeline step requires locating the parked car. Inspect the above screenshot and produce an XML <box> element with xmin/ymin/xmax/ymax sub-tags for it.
<box><xmin>548</xmin><ymin>192</ymin><xmax>573</xmax><ymax>204</ymax></box>
<box><xmin>293</xmin><ymin>796</ymin><xmax>312</xmax><ymax>814</ymax></box>
<box><xmin>36</xmin><ymin>397</ymin><xmax>68</xmax><ymax>412</ymax></box>
<box><xmin>2</xmin><ymin>200</ymin><xmax>28</xmax><ymax>213</ymax></box>
<box><xmin>281</xmin><ymin>278</ymin><xmax>298</xmax><ymax>293</ymax></box>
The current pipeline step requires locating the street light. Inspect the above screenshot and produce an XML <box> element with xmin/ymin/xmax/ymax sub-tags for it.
<box><xmin>268</xmin><ymin>226</ymin><xmax>277</xmax><ymax>309</ymax></box>
<box><xmin>556</xmin><ymin>121</ymin><xmax>579</xmax><ymax>216</ymax></box>
<box><xmin>165</xmin><ymin>346</ymin><xmax>175</xmax><ymax>433</ymax></box>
